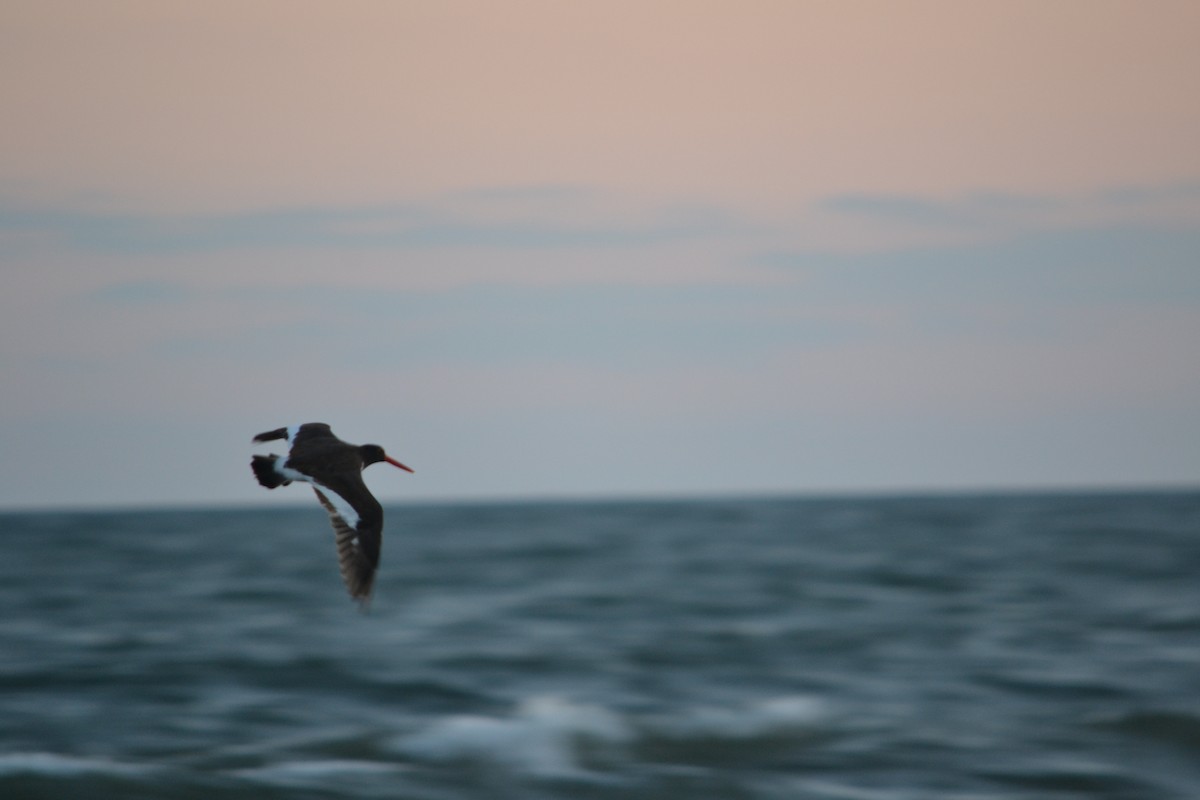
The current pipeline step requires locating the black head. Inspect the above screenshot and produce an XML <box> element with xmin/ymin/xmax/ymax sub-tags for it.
<box><xmin>359</xmin><ymin>444</ymin><xmax>414</xmax><ymax>473</ymax></box>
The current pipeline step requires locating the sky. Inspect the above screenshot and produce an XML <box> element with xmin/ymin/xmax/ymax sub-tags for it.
<box><xmin>2</xmin><ymin>0</ymin><xmax>1198</xmax><ymax>509</ymax></box>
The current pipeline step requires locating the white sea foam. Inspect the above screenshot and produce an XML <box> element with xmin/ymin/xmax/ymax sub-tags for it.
<box><xmin>397</xmin><ymin>693</ymin><xmax>827</xmax><ymax>777</ymax></box>
<box><xmin>234</xmin><ymin>759</ymin><xmax>406</xmax><ymax>787</ymax></box>
<box><xmin>398</xmin><ymin>695</ymin><xmax>629</xmax><ymax>776</ymax></box>
<box><xmin>652</xmin><ymin>695</ymin><xmax>828</xmax><ymax>740</ymax></box>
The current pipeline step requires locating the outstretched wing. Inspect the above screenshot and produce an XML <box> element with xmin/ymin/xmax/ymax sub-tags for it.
<box><xmin>312</xmin><ymin>486</ymin><xmax>381</xmax><ymax>605</ymax></box>
<box><xmin>252</xmin><ymin>422</ymin><xmax>335</xmax><ymax>447</ymax></box>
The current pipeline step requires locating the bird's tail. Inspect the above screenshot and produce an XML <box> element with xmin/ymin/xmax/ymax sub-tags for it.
<box><xmin>251</xmin><ymin>454</ymin><xmax>290</xmax><ymax>489</ymax></box>
<box><xmin>253</xmin><ymin>427</ymin><xmax>288</xmax><ymax>444</ymax></box>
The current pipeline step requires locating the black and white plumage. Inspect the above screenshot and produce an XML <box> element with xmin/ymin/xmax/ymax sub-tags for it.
<box><xmin>250</xmin><ymin>423</ymin><xmax>413</xmax><ymax>605</ymax></box>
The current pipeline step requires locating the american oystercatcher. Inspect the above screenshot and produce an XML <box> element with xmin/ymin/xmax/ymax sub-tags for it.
<box><xmin>250</xmin><ymin>423</ymin><xmax>413</xmax><ymax>604</ymax></box>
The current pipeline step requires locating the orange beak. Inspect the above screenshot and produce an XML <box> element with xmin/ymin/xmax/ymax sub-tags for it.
<box><xmin>385</xmin><ymin>456</ymin><xmax>414</xmax><ymax>473</ymax></box>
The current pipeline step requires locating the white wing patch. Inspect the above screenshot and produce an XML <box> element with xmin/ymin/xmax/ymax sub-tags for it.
<box><xmin>314</xmin><ymin>483</ymin><xmax>362</xmax><ymax>529</ymax></box>
<box><xmin>274</xmin><ymin>456</ymin><xmax>311</xmax><ymax>485</ymax></box>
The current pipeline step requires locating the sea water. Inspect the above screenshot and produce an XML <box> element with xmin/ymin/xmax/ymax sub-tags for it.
<box><xmin>1</xmin><ymin>492</ymin><xmax>1198</xmax><ymax>799</ymax></box>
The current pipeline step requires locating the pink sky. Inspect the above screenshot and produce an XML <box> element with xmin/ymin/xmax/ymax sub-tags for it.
<box><xmin>5</xmin><ymin>1</ymin><xmax>1198</xmax><ymax>215</ymax></box>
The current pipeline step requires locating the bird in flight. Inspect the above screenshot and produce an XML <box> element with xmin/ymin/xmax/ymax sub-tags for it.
<box><xmin>251</xmin><ymin>423</ymin><xmax>413</xmax><ymax>605</ymax></box>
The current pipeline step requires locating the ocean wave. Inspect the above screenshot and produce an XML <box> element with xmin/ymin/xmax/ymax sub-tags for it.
<box><xmin>396</xmin><ymin>693</ymin><xmax>830</xmax><ymax>777</ymax></box>
<box><xmin>647</xmin><ymin>695</ymin><xmax>827</xmax><ymax>740</ymax></box>
<box><xmin>233</xmin><ymin>758</ymin><xmax>409</xmax><ymax>787</ymax></box>
<box><xmin>0</xmin><ymin>752</ymin><xmax>154</xmax><ymax>778</ymax></box>
<box><xmin>6</xmin><ymin>496</ymin><xmax>1200</xmax><ymax>798</ymax></box>
<box><xmin>1093</xmin><ymin>708</ymin><xmax>1200</xmax><ymax>752</ymax></box>
<box><xmin>397</xmin><ymin>694</ymin><xmax>629</xmax><ymax>776</ymax></box>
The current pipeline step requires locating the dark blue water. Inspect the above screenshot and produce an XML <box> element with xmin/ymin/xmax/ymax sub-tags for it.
<box><xmin>2</xmin><ymin>492</ymin><xmax>1199</xmax><ymax>799</ymax></box>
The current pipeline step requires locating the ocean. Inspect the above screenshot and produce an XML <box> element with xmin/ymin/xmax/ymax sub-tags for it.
<box><xmin>1</xmin><ymin>491</ymin><xmax>1198</xmax><ymax>799</ymax></box>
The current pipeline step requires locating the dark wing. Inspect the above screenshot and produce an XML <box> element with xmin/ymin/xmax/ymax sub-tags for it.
<box><xmin>312</xmin><ymin>486</ymin><xmax>382</xmax><ymax>605</ymax></box>
<box><xmin>252</xmin><ymin>422</ymin><xmax>334</xmax><ymax>446</ymax></box>
<box><xmin>252</xmin><ymin>427</ymin><xmax>288</xmax><ymax>444</ymax></box>
<box><xmin>291</xmin><ymin>423</ymin><xmax>336</xmax><ymax>449</ymax></box>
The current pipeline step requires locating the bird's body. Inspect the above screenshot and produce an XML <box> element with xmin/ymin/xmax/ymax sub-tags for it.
<box><xmin>250</xmin><ymin>423</ymin><xmax>413</xmax><ymax>605</ymax></box>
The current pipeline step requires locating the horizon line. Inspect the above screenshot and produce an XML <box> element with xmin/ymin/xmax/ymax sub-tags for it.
<box><xmin>2</xmin><ymin>480</ymin><xmax>1196</xmax><ymax>516</ymax></box>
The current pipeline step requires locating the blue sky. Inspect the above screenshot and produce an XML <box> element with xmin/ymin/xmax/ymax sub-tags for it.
<box><xmin>4</xmin><ymin>183</ymin><xmax>1197</xmax><ymax>507</ymax></box>
<box><xmin>2</xmin><ymin>2</ymin><xmax>1198</xmax><ymax>508</ymax></box>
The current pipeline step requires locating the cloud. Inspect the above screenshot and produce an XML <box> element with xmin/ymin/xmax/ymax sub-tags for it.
<box><xmin>760</xmin><ymin>224</ymin><xmax>1200</xmax><ymax>306</ymax></box>
<box><xmin>1097</xmin><ymin>181</ymin><xmax>1200</xmax><ymax>206</ymax></box>
<box><xmin>70</xmin><ymin>217</ymin><xmax>1196</xmax><ymax>399</ymax></box>
<box><xmin>42</xmin><ymin>205</ymin><xmax>1200</xmax><ymax>385</ymax></box>
<box><xmin>818</xmin><ymin>182</ymin><xmax>1200</xmax><ymax>233</ymax></box>
<box><xmin>0</xmin><ymin>193</ymin><xmax>741</xmax><ymax>258</ymax></box>
<box><xmin>819</xmin><ymin>191</ymin><xmax>1056</xmax><ymax>227</ymax></box>
<box><xmin>112</xmin><ymin>282</ymin><xmax>866</xmax><ymax>379</ymax></box>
